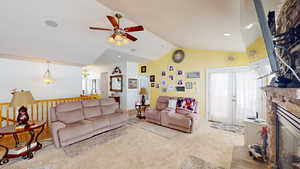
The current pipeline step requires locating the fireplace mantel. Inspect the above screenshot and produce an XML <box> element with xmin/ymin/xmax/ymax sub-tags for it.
<box><xmin>263</xmin><ymin>87</ymin><xmax>300</xmax><ymax>168</ymax></box>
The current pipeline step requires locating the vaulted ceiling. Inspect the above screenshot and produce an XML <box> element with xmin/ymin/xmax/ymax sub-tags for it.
<box><xmin>0</xmin><ymin>0</ymin><xmax>175</xmax><ymax>66</ymax></box>
<box><xmin>0</xmin><ymin>0</ymin><xmax>264</xmax><ymax>66</ymax></box>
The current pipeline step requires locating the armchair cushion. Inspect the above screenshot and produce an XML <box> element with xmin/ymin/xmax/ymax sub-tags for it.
<box><xmin>167</xmin><ymin>112</ymin><xmax>192</xmax><ymax>129</ymax></box>
<box><xmin>55</xmin><ymin>102</ymin><xmax>84</xmax><ymax>124</ymax></box>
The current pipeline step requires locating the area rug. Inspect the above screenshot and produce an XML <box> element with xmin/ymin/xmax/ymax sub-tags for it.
<box><xmin>128</xmin><ymin>118</ymin><xmax>183</xmax><ymax>139</ymax></box>
<box><xmin>28</xmin><ymin>164</ymin><xmax>55</xmax><ymax>169</ymax></box>
<box><xmin>210</xmin><ymin>122</ymin><xmax>244</xmax><ymax>135</ymax></box>
<box><xmin>62</xmin><ymin>126</ymin><xmax>127</xmax><ymax>157</ymax></box>
<box><xmin>181</xmin><ymin>155</ymin><xmax>225</xmax><ymax>169</ymax></box>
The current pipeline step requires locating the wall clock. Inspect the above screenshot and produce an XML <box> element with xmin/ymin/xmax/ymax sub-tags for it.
<box><xmin>172</xmin><ymin>50</ymin><xmax>185</xmax><ymax>63</ymax></box>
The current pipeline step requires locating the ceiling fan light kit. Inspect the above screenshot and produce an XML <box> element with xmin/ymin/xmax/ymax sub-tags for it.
<box><xmin>90</xmin><ymin>13</ymin><xmax>144</xmax><ymax>46</ymax></box>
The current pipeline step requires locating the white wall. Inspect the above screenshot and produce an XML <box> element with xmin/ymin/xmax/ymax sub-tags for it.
<box><xmin>0</xmin><ymin>58</ymin><xmax>82</xmax><ymax>102</ymax></box>
<box><xmin>87</xmin><ymin>61</ymin><xmax>140</xmax><ymax>111</ymax></box>
<box><xmin>126</xmin><ymin>62</ymin><xmax>139</xmax><ymax>110</ymax></box>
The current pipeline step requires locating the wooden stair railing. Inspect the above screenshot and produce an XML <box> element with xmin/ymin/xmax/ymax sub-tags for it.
<box><xmin>0</xmin><ymin>96</ymin><xmax>94</xmax><ymax>128</ymax></box>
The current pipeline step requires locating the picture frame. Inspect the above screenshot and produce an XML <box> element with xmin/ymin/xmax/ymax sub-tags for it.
<box><xmin>150</xmin><ymin>75</ymin><xmax>155</xmax><ymax>82</ymax></box>
<box><xmin>128</xmin><ymin>78</ymin><xmax>138</xmax><ymax>89</ymax></box>
<box><xmin>168</xmin><ymin>75</ymin><xmax>174</xmax><ymax>81</ymax></box>
<box><xmin>187</xmin><ymin>72</ymin><xmax>200</xmax><ymax>78</ymax></box>
<box><xmin>177</xmin><ymin>70</ymin><xmax>184</xmax><ymax>76</ymax></box>
<box><xmin>141</xmin><ymin>66</ymin><xmax>147</xmax><ymax>73</ymax></box>
<box><xmin>177</xmin><ymin>80</ymin><xmax>184</xmax><ymax>86</ymax></box>
<box><xmin>185</xmin><ymin>82</ymin><xmax>193</xmax><ymax>89</ymax></box>
<box><xmin>168</xmin><ymin>65</ymin><xmax>175</xmax><ymax>72</ymax></box>
<box><xmin>176</xmin><ymin>86</ymin><xmax>185</xmax><ymax>92</ymax></box>
<box><xmin>110</xmin><ymin>75</ymin><xmax>123</xmax><ymax>92</ymax></box>
<box><xmin>161</xmin><ymin>80</ymin><xmax>167</xmax><ymax>86</ymax></box>
<box><xmin>151</xmin><ymin>83</ymin><xmax>155</xmax><ymax>87</ymax></box>
<box><xmin>155</xmin><ymin>83</ymin><xmax>160</xmax><ymax>88</ymax></box>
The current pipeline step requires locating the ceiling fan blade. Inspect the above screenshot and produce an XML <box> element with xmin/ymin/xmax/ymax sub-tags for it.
<box><xmin>124</xmin><ymin>25</ymin><xmax>144</xmax><ymax>32</ymax></box>
<box><xmin>107</xmin><ymin>16</ymin><xmax>119</xmax><ymax>28</ymax></box>
<box><xmin>89</xmin><ymin>27</ymin><xmax>112</xmax><ymax>31</ymax></box>
<box><xmin>125</xmin><ymin>33</ymin><xmax>138</xmax><ymax>41</ymax></box>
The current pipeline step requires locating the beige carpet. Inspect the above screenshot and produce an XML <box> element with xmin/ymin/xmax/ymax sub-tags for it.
<box><xmin>2</xmin><ymin>120</ymin><xmax>243</xmax><ymax>169</ymax></box>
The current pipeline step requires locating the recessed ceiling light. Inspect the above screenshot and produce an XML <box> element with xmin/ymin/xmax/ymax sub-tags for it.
<box><xmin>117</xmin><ymin>55</ymin><xmax>121</xmax><ymax>58</ymax></box>
<box><xmin>45</xmin><ymin>20</ymin><xmax>58</xmax><ymax>28</ymax></box>
<box><xmin>224</xmin><ymin>33</ymin><xmax>231</xmax><ymax>37</ymax></box>
<box><xmin>245</xmin><ymin>23</ymin><xmax>254</xmax><ymax>30</ymax></box>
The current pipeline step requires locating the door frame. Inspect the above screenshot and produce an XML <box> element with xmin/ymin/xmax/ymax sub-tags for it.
<box><xmin>205</xmin><ymin>66</ymin><xmax>251</xmax><ymax>121</ymax></box>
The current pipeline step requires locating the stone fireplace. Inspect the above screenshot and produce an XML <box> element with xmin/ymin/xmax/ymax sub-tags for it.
<box><xmin>264</xmin><ymin>87</ymin><xmax>300</xmax><ymax>168</ymax></box>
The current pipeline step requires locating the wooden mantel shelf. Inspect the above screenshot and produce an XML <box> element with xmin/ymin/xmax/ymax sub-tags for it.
<box><xmin>262</xmin><ymin>87</ymin><xmax>300</xmax><ymax>100</ymax></box>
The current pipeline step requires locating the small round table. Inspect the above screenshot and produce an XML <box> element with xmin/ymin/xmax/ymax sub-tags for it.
<box><xmin>0</xmin><ymin>121</ymin><xmax>46</xmax><ymax>165</ymax></box>
<box><xmin>135</xmin><ymin>104</ymin><xmax>150</xmax><ymax>119</ymax></box>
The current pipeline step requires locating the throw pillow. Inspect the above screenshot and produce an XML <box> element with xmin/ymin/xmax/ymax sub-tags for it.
<box><xmin>176</xmin><ymin>97</ymin><xmax>196</xmax><ymax>113</ymax></box>
<box><xmin>168</xmin><ymin>99</ymin><xmax>177</xmax><ymax>109</ymax></box>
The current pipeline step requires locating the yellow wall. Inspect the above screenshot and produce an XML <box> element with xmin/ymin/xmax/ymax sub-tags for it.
<box><xmin>139</xmin><ymin>38</ymin><xmax>268</xmax><ymax>117</ymax></box>
<box><xmin>246</xmin><ymin>37</ymin><xmax>268</xmax><ymax>62</ymax></box>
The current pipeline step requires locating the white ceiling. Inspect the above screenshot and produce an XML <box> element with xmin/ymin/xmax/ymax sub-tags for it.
<box><xmin>96</xmin><ymin>0</ymin><xmax>247</xmax><ymax>52</ymax></box>
<box><xmin>0</xmin><ymin>0</ymin><xmax>270</xmax><ymax>66</ymax></box>
<box><xmin>0</xmin><ymin>0</ymin><xmax>175</xmax><ymax>66</ymax></box>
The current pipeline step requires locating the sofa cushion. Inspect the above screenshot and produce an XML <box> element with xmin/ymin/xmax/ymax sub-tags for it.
<box><xmin>87</xmin><ymin>116</ymin><xmax>110</xmax><ymax>130</ymax></box>
<box><xmin>55</xmin><ymin>102</ymin><xmax>84</xmax><ymax>124</ymax></box>
<box><xmin>59</xmin><ymin>120</ymin><xmax>93</xmax><ymax>142</ymax></box>
<box><xmin>100</xmin><ymin>98</ymin><xmax>118</xmax><ymax>115</ymax></box>
<box><xmin>168</xmin><ymin>113</ymin><xmax>191</xmax><ymax>129</ymax></box>
<box><xmin>106</xmin><ymin>112</ymin><xmax>127</xmax><ymax>126</ymax></box>
<box><xmin>82</xmin><ymin>99</ymin><xmax>102</xmax><ymax>119</ymax></box>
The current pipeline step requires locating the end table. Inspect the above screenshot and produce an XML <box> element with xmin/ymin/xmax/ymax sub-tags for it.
<box><xmin>0</xmin><ymin>121</ymin><xmax>46</xmax><ymax>165</ymax></box>
<box><xmin>135</xmin><ymin>104</ymin><xmax>150</xmax><ymax>119</ymax></box>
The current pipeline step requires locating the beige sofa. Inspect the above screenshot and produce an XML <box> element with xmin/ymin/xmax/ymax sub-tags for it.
<box><xmin>50</xmin><ymin>98</ymin><xmax>128</xmax><ymax>148</ymax></box>
<box><xmin>145</xmin><ymin>96</ymin><xmax>201</xmax><ymax>133</ymax></box>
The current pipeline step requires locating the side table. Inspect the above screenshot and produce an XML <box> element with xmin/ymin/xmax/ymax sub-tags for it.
<box><xmin>0</xmin><ymin>121</ymin><xmax>46</xmax><ymax>165</ymax></box>
<box><xmin>135</xmin><ymin>104</ymin><xmax>150</xmax><ymax>119</ymax></box>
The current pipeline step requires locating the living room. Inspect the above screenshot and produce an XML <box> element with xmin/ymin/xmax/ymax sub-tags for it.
<box><xmin>0</xmin><ymin>0</ymin><xmax>300</xmax><ymax>169</ymax></box>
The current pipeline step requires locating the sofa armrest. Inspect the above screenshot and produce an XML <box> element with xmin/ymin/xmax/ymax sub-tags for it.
<box><xmin>50</xmin><ymin>121</ymin><xmax>66</xmax><ymax>148</ymax></box>
<box><xmin>185</xmin><ymin>113</ymin><xmax>201</xmax><ymax>132</ymax></box>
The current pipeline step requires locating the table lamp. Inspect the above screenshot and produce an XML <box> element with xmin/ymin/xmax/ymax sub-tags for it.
<box><xmin>10</xmin><ymin>90</ymin><xmax>34</xmax><ymax>125</ymax></box>
<box><xmin>139</xmin><ymin>88</ymin><xmax>148</xmax><ymax>105</ymax></box>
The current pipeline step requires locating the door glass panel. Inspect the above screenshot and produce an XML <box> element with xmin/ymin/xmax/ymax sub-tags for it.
<box><xmin>208</xmin><ymin>72</ymin><xmax>233</xmax><ymax>124</ymax></box>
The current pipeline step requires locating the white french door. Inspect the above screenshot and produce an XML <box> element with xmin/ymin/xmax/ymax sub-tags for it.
<box><xmin>207</xmin><ymin>67</ymin><xmax>260</xmax><ymax>125</ymax></box>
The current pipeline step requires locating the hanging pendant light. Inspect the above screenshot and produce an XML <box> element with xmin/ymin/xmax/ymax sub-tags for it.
<box><xmin>43</xmin><ymin>62</ymin><xmax>55</xmax><ymax>84</ymax></box>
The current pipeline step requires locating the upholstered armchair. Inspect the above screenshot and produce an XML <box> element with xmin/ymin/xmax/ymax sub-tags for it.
<box><xmin>161</xmin><ymin>108</ymin><xmax>201</xmax><ymax>133</ymax></box>
<box><xmin>145</xmin><ymin>96</ymin><xmax>201</xmax><ymax>133</ymax></box>
<box><xmin>145</xmin><ymin>96</ymin><xmax>170</xmax><ymax>125</ymax></box>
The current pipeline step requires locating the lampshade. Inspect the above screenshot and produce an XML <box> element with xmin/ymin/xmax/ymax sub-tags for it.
<box><xmin>139</xmin><ymin>88</ymin><xmax>148</xmax><ymax>95</ymax></box>
<box><xmin>10</xmin><ymin>90</ymin><xmax>34</xmax><ymax>107</ymax></box>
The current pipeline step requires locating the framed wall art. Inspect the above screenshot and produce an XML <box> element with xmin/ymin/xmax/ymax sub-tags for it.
<box><xmin>141</xmin><ymin>66</ymin><xmax>147</xmax><ymax>73</ymax></box>
<box><xmin>187</xmin><ymin>72</ymin><xmax>200</xmax><ymax>78</ymax></box>
<box><xmin>150</xmin><ymin>75</ymin><xmax>155</xmax><ymax>82</ymax></box>
<box><xmin>128</xmin><ymin>78</ymin><xmax>138</xmax><ymax>89</ymax></box>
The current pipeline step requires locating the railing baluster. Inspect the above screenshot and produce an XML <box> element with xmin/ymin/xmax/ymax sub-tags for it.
<box><xmin>0</xmin><ymin>105</ymin><xmax>2</xmax><ymax>128</ymax></box>
<box><xmin>46</xmin><ymin>102</ymin><xmax>49</xmax><ymax>125</ymax></box>
<box><xmin>31</xmin><ymin>104</ymin><xmax>34</xmax><ymax>120</ymax></box>
<box><xmin>41</xmin><ymin>102</ymin><xmax>44</xmax><ymax>122</ymax></box>
<box><xmin>36</xmin><ymin>103</ymin><xmax>39</xmax><ymax>121</ymax></box>
<box><xmin>6</xmin><ymin>105</ymin><xmax>9</xmax><ymax>126</ymax></box>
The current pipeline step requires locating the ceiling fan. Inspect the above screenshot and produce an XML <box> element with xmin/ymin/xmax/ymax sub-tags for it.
<box><xmin>89</xmin><ymin>13</ymin><xmax>144</xmax><ymax>46</ymax></box>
